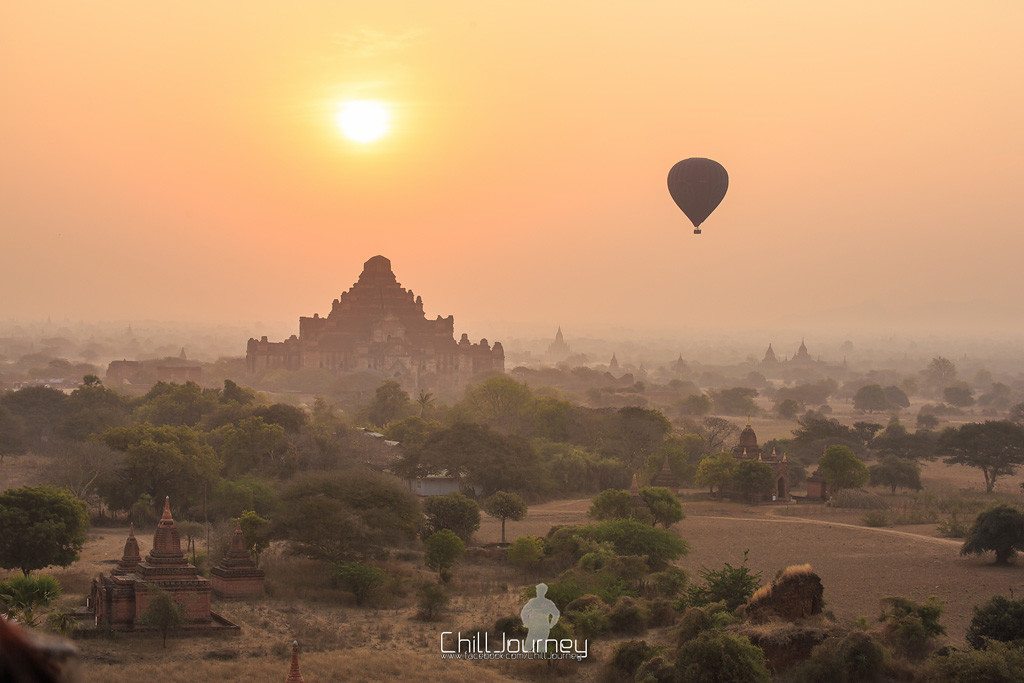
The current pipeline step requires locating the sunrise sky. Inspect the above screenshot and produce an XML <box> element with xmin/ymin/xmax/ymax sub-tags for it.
<box><xmin>2</xmin><ymin>2</ymin><xmax>1022</xmax><ymax>336</ymax></box>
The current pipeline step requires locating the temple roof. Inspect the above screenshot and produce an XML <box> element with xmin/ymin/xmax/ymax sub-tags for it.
<box><xmin>147</xmin><ymin>497</ymin><xmax>184</xmax><ymax>561</ymax></box>
<box><xmin>114</xmin><ymin>525</ymin><xmax>141</xmax><ymax>574</ymax></box>
<box><xmin>738</xmin><ymin>425</ymin><xmax>759</xmax><ymax>449</ymax></box>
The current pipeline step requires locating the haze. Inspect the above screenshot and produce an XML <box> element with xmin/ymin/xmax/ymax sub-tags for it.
<box><xmin>2</xmin><ymin>2</ymin><xmax>1023</xmax><ymax>335</ymax></box>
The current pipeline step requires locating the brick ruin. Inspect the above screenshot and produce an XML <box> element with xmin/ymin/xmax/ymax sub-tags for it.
<box><xmin>246</xmin><ymin>255</ymin><xmax>504</xmax><ymax>391</ymax></box>
<box><xmin>88</xmin><ymin>498</ymin><xmax>235</xmax><ymax>631</ymax></box>
<box><xmin>733</xmin><ymin>425</ymin><xmax>790</xmax><ymax>501</ymax></box>
<box><xmin>210</xmin><ymin>524</ymin><xmax>265</xmax><ymax>599</ymax></box>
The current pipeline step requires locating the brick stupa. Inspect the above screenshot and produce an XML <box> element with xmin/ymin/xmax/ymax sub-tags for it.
<box><xmin>89</xmin><ymin>497</ymin><xmax>232</xmax><ymax>630</ymax></box>
<box><xmin>210</xmin><ymin>524</ymin><xmax>265</xmax><ymax>598</ymax></box>
<box><xmin>286</xmin><ymin>640</ymin><xmax>305</xmax><ymax>682</ymax></box>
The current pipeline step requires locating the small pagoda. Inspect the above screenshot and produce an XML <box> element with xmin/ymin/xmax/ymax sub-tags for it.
<box><xmin>211</xmin><ymin>524</ymin><xmax>265</xmax><ymax>598</ymax></box>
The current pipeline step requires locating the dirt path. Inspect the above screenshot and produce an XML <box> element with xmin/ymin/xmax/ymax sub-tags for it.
<box><xmin>690</xmin><ymin>512</ymin><xmax>962</xmax><ymax>547</ymax></box>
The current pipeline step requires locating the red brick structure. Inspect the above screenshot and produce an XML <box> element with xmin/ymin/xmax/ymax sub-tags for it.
<box><xmin>246</xmin><ymin>255</ymin><xmax>504</xmax><ymax>392</ymax></box>
<box><xmin>286</xmin><ymin>641</ymin><xmax>305</xmax><ymax>682</ymax></box>
<box><xmin>733</xmin><ymin>425</ymin><xmax>790</xmax><ymax>501</ymax></box>
<box><xmin>210</xmin><ymin>525</ymin><xmax>265</xmax><ymax>598</ymax></box>
<box><xmin>89</xmin><ymin>498</ymin><xmax>233</xmax><ymax>630</ymax></box>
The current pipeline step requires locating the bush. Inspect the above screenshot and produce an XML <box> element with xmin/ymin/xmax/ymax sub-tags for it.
<box><xmin>787</xmin><ymin>631</ymin><xmax>886</xmax><ymax>683</ymax></box>
<box><xmin>828</xmin><ymin>489</ymin><xmax>888</xmax><ymax>510</ymax></box>
<box><xmin>493</xmin><ymin>615</ymin><xmax>527</xmax><ymax>639</ymax></box>
<box><xmin>923</xmin><ymin>642</ymin><xmax>1024</xmax><ymax>682</ymax></box>
<box><xmin>862</xmin><ymin>511</ymin><xmax>891</xmax><ymax>528</ymax></box>
<box><xmin>608</xmin><ymin>639</ymin><xmax>659</xmax><ymax>678</ymax></box>
<box><xmin>937</xmin><ymin>515</ymin><xmax>969</xmax><ymax>539</ymax></box>
<box><xmin>687</xmin><ymin>554</ymin><xmax>762</xmax><ymax>611</ymax></box>
<box><xmin>608</xmin><ymin>596</ymin><xmax>648</xmax><ymax>634</ymax></box>
<box><xmin>967</xmin><ymin>595</ymin><xmax>1024</xmax><ymax>649</ymax></box>
<box><xmin>585</xmin><ymin>519</ymin><xmax>688</xmax><ymax>569</ymax></box>
<box><xmin>506</xmin><ymin>535</ymin><xmax>544</xmax><ymax>571</ymax></box>
<box><xmin>879</xmin><ymin>596</ymin><xmax>945</xmax><ymax>659</ymax></box>
<box><xmin>646</xmin><ymin>598</ymin><xmax>678</xmax><ymax>628</ymax></box>
<box><xmin>676</xmin><ymin>602</ymin><xmax>735</xmax><ymax>644</ymax></box>
<box><xmin>636</xmin><ymin>654</ymin><xmax>675</xmax><ymax>682</ymax></box>
<box><xmin>568</xmin><ymin>605</ymin><xmax>610</xmax><ymax>639</ymax></box>
<box><xmin>423</xmin><ymin>493</ymin><xmax>480</xmax><ymax>542</ymax></box>
<box><xmin>331</xmin><ymin>561</ymin><xmax>386</xmax><ymax>606</ymax></box>
<box><xmin>416</xmin><ymin>582</ymin><xmax>449</xmax><ymax>620</ymax></box>
<box><xmin>675</xmin><ymin>631</ymin><xmax>771</xmax><ymax>682</ymax></box>
<box><xmin>961</xmin><ymin>505</ymin><xmax>1024</xmax><ymax>565</ymax></box>
<box><xmin>648</xmin><ymin>566</ymin><xmax>687</xmax><ymax>598</ymax></box>
<box><xmin>425</xmin><ymin>530</ymin><xmax>465</xmax><ymax>581</ymax></box>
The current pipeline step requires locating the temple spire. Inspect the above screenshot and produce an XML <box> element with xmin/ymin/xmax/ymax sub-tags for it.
<box><xmin>286</xmin><ymin>641</ymin><xmax>305</xmax><ymax>682</ymax></box>
<box><xmin>161</xmin><ymin>496</ymin><xmax>173</xmax><ymax>522</ymax></box>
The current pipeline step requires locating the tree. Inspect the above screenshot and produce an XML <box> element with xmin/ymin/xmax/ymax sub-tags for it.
<box><xmin>879</xmin><ymin>596</ymin><xmax>945</xmax><ymax>659</ymax></box>
<box><xmin>0</xmin><ymin>486</ymin><xmax>88</xmax><ymax>575</ymax></box>
<box><xmin>457</xmin><ymin>375</ymin><xmax>535</xmax><ymax>436</ymax></box>
<box><xmin>869</xmin><ymin>456</ymin><xmax>922</xmax><ymax>494</ymax></box>
<box><xmin>483</xmin><ymin>491</ymin><xmax>527</xmax><ymax>544</ymax></box>
<box><xmin>711</xmin><ymin>387</ymin><xmax>759</xmax><ymax>417</ymax></box>
<box><xmin>209</xmin><ymin>416</ymin><xmax>289</xmax><ymax>475</ymax></box>
<box><xmin>99</xmin><ymin>423</ymin><xmax>220</xmax><ymax>512</ymax></box>
<box><xmin>675</xmin><ymin>631</ymin><xmax>771</xmax><ymax>682</ymax></box>
<box><xmin>967</xmin><ymin>595</ymin><xmax>1024</xmax><ymax>648</ymax></box>
<box><xmin>139</xmin><ymin>590</ymin><xmax>184</xmax><ymax>647</ymax></box>
<box><xmin>917</xmin><ymin>412</ymin><xmax>940</xmax><ymax>431</ymax></box>
<box><xmin>680</xmin><ymin>394</ymin><xmax>712</xmax><ymax>417</ymax></box>
<box><xmin>687</xmin><ymin>552</ymin><xmax>762</xmax><ymax>610</ymax></box>
<box><xmin>366</xmin><ymin>381</ymin><xmax>411</xmax><ymax>427</ymax></box>
<box><xmin>0</xmin><ymin>404</ymin><xmax>27</xmax><ymax>458</ymax></box>
<box><xmin>584</xmin><ymin>519</ymin><xmax>688</xmax><ymax>569</ymax></box>
<box><xmin>423</xmin><ymin>493</ymin><xmax>480</xmax><ymax>542</ymax></box>
<box><xmin>1010</xmin><ymin>403</ymin><xmax>1024</xmax><ymax>426</ymax></box>
<box><xmin>731</xmin><ymin>461</ymin><xmax>775</xmax><ymax>502</ymax></box>
<box><xmin>0</xmin><ymin>385</ymin><xmax>67</xmax><ymax>447</ymax></box>
<box><xmin>939</xmin><ymin>421</ymin><xmax>1024</xmax><ymax>493</ymax></box>
<box><xmin>775</xmin><ymin>398</ymin><xmax>801</xmax><ymax>420</ymax></box>
<box><xmin>415</xmin><ymin>390</ymin><xmax>435</xmax><ymax>417</ymax></box>
<box><xmin>700</xmin><ymin>417</ymin><xmax>739</xmax><ymax>454</ymax></box>
<box><xmin>425</xmin><ymin>529</ymin><xmax>464</xmax><ymax>581</ymax></box>
<box><xmin>944</xmin><ymin>384</ymin><xmax>976</xmax><ymax>408</ymax></box>
<box><xmin>853</xmin><ymin>384</ymin><xmax>890</xmax><ymax>413</ymax></box>
<box><xmin>252</xmin><ymin>403</ymin><xmax>308</xmax><ymax>433</ymax></box>
<box><xmin>275</xmin><ymin>470</ymin><xmax>421</xmax><ymax>563</ymax></box>
<box><xmin>588</xmin><ymin>489</ymin><xmax>634</xmax><ymax>521</ymax></box>
<box><xmin>58</xmin><ymin>378</ymin><xmax>130</xmax><ymax>441</ymax></box>
<box><xmin>818</xmin><ymin>445</ymin><xmax>868</xmax><ymax>491</ymax></box>
<box><xmin>0</xmin><ymin>574</ymin><xmax>61</xmax><ymax>626</ymax></box>
<box><xmin>507</xmin><ymin>536</ymin><xmax>544</xmax><ymax>571</ymax></box>
<box><xmin>611</xmin><ymin>407</ymin><xmax>672</xmax><ymax>468</ymax></box>
<box><xmin>331</xmin><ymin>561</ymin><xmax>386</xmax><ymax>606</ymax></box>
<box><xmin>134</xmin><ymin>381</ymin><xmax>218</xmax><ymax>426</ymax></box>
<box><xmin>961</xmin><ymin>506</ymin><xmax>1024</xmax><ymax>565</ymax></box>
<box><xmin>238</xmin><ymin>510</ymin><xmax>272</xmax><ymax>565</ymax></box>
<box><xmin>923</xmin><ymin>357</ymin><xmax>958</xmax><ymax>393</ymax></box>
<box><xmin>695</xmin><ymin>452</ymin><xmax>738</xmax><ymax>495</ymax></box>
<box><xmin>640</xmin><ymin>487</ymin><xmax>684</xmax><ymax>527</ymax></box>
<box><xmin>884</xmin><ymin>385</ymin><xmax>910</xmax><ymax>409</ymax></box>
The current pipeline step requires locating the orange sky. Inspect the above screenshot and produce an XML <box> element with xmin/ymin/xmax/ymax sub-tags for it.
<box><xmin>2</xmin><ymin>2</ymin><xmax>1023</xmax><ymax>337</ymax></box>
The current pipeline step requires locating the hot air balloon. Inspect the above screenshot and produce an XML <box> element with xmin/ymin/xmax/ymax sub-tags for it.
<box><xmin>667</xmin><ymin>158</ymin><xmax>729</xmax><ymax>234</ymax></box>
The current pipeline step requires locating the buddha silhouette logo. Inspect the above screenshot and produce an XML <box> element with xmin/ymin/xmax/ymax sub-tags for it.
<box><xmin>439</xmin><ymin>582</ymin><xmax>587</xmax><ymax>660</ymax></box>
<box><xmin>521</xmin><ymin>583</ymin><xmax>559</xmax><ymax>651</ymax></box>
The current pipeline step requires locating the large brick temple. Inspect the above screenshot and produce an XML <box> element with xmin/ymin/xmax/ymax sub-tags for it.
<box><xmin>246</xmin><ymin>255</ymin><xmax>504</xmax><ymax>391</ymax></box>
<box><xmin>88</xmin><ymin>498</ymin><xmax>235</xmax><ymax>631</ymax></box>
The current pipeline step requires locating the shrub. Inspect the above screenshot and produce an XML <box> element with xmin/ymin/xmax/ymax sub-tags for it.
<box><xmin>967</xmin><ymin>595</ymin><xmax>1024</xmax><ymax>649</ymax></box>
<box><xmin>331</xmin><ymin>562</ymin><xmax>386</xmax><ymax>606</ymax></box>
<box><xmin>636</xmin><ymin>654</ymin><xmax>675</xmax><ymax>682</ymax></box>
<box><xmin>961</xmin><ymin>505</ymin><xmax>1024</xmax><ymax>565</ymax></box>
<box><xmin>828</xmin><ymin>488</ymin><xmax>888</xmax><ymax>510</ymax></box>
<box><xmin>862</xmin><ymin>511</ymin><xmax>891</xmax><ymax>528</ymax></box>
<box><xmin>646</xmin><ymin>598</ymin><xmax>678</xmax><ymax>628</ymax></box>
<box><xmin>687</xmin><ymin>553</ymin><xmax>762</xmax><ymax>611</ymax></box>
<box><xmin>648</xmin><ymin>567</ymin><xmax>687</xmax><ymax>598</ymax></box>
<box><xmin>608</xmin><ymin>640</ymin><xmax>659</xmax><ymax>678</ymax></box>
<box><xmin>416</xmin><ymin>582</ymin><xmax>448</xmax><ymax>620</ymax></box>
<box><xmin>923</xmin><ymin>642</ymin><xmax>1024</xmax><ymax>682</ymax></box>
<box><xmin>676</xmin><ymin>602</ymin><xmax>735</xmax><ymax>644</ymax></box>
<box><xmin>425</xmin><ymin>530</ymin><xmax>465</xmax><ymax>581</ymax></box>
<box><xmin>588</xmin><ymin>488</ymin><xmax>634</xmax><ymax>521</ymax></box>
<box><xmin>818</xmin><ymin>445</ymin><xmax>868</xmax><ymax>491</ymax></box>
<box><xmin>493</xmin><ymin>615</ymin><xmax>527</xmax><ymax>639</ymax></box>
<box><xmin>608</xmin><ymin>596</ymin><xmax>648</xmax><ymax>634</ymax></box>
<box><xmin>879</xmin><ymin>596</ymin><xmax>945</xmax><ymax>659</ymax></box>
<box><xmin>675</xmin><ymin>631</ymin><xmax>771</xmax><ymax>682</ymax></box>
<box><xmin>0</xmin><ymin>574</ymin><xmax>62</xmax><ymax>627</ymax></box>
<box><xmin>936</xmin><ymin>515</ymin><xmax>969</xmax><ymax>539</ymax></box>
<box><xmin>506</xmin><ymin>535</ymin><xmax>544</xmax><ymax>571</ymax></box>
<box><xmin>787</xmin><ymin>630</ymin><xmax>886</xmax><ymax>683</ymax></box>
<box><xmin>568</xmin><ymin>605</ymin><xmax>610</xmax><ymax>639</ymax></box>
<box><xmin>585</xmin><ymin>519</ymin><xmax>688</xmax><ymax>569</ymax></box>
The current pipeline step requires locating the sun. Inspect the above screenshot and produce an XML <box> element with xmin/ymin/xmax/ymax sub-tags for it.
<box><xmin>335</xmin><ymin>100</ymin><xmax>392</xmax><ymax>144</ymax></box>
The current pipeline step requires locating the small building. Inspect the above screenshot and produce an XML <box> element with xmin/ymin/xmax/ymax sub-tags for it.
<box><xmin>732</xmin><ymin>425</ymin><xmax>790</xmax><ymax>501</ymax></box>
<box><xmin>406</xmin><ymin>475</ymin><xmax>468</xmax><ymax>497</ymax></box>
<box><xmin>88</xmin><ymin>498</ymin><xmax>235</xmax><ymax>631</ymax></box>
<box><xmin>210</xmin><ymin>525</ymin><xmax>265</xmax><ymax>599</ymax></box>
<box><xmin>805</xmin><ymin>472</ymin><xmax>827</xmax><ymax>500</ymax></box>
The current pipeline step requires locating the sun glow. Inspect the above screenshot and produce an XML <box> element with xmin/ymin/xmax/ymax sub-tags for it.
<box><xmin>335</xmin><ymin>100</ymin><xmax>392</xmax><ymax>144</ymax></box>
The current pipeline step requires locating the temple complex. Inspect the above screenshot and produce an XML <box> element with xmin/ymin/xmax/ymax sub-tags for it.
<box><xmin>546</xmin><ymin>327</ymin><xmax>571</xmax><ymax>361</ymax></box>
<box><xmin>88</xmin><ymin>498</ymin><xmax>233</xmax><ymax>630</ymax></box>
<box><xmin>246</xmin><ymin>256</ymin><xmax>503</xmax><ymax>392</ymax></box>
<box><xmin>210</xmin><ymin>524</ymin><xmax>265</xmax><ymax>598</ymax></box>
<box><xmin>733</xmin><ymin>425</ymin><xmax>790</xmax><ymax>501</ymax></box>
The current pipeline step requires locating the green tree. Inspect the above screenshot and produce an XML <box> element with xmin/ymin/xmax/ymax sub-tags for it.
<box><xmin>687</xmin><ymin>553</ymin><xmax>762</xmax><ymax>611</ymax></box>
<box><xmin>483</xmin><ymin>491</ymin><xmax>527</xmax><ymax>544</ymax></box>
<box><xmin>134</xmin><ymin>381</ymin><xmax>219</xmax><ymax>426</ymax></box>
<box><xmin>695</xmin><ymin>452</ymin><xmax>738</xmax><ymax>495</ymax></box>
<box><xmin>417</xmin><ymin>581</ymin><xmax>449</xmax><ymax>620</ymax></box>
<box><xmin>457</xmin><ymin>375</ymin><xmax>535</xmax><ymax>436</ymax></box>
<box><xmin>252</xmin><ymin>403</ymin><xmax>308</xmax><ymax>433</ymax></box>
<box><xmin>679</xmin><ymin>394</ymin><xmax>712</xmax><ymax>417</ymax></box>
<box><xmin>584</xmin><ymin>519</ymin><xmax>688</xmax><ymax>569</ymax></box>
<box><xmin>366</xmin><ymin>381</ymin><xmax>411</xmax><ymax>428</ymax></box>
<box><xmin>588</xmin><ymin>489</ymin><xmax>634</xmax><ymax>521</ymax></box>
<box><xmin>415</xmin><ymin>390</ymin><xmax>435</xmax><ymax>417</ymax></box>
<box><xmin>675</xmin><ymin>631</ymin><xmax>771</xmax><ymax>682</ymax></box>
<box><xmin>139</xmin><ymin>590</ymin><xmax>184</xmax><ymax>647</ymax></box>
<box><xmin>0</xmin><ymin>404</ymin><xmax>27</xmax><ymax>457</ymax></box>
<box><xmin>853</xmin><ymin>384</ymin><xmax>889</xmax><ymax>413</ymax></box>
<box><xmin>0</xmin><ymin>486</ymin><xmax>88</xmax><ymax>575</ymax></box>
<box><xmin>331</xmin><ymin>561</ymin><xmax>386</xmax><ymax>606</ymax></box>
<box><xmin>939</xmin><ymin>421</ymin><xmax>1024</xmax><ymax>493</ymax></box>
<box><xmin>99</xmin><ymin>423</ymin><xmax>220</xmax><ymax>512</ymax></box>
<box><xmin>423</xmin><ymin>493</ymin><xmax>480</xmax><ymax>542</ymax></box>
<box><xmin>209</xmin><ymin>476</ymin><xmax>278</xmax><ymax>520</ymax></box>
<box><xmin>710</xmin><ymin>387</ymin><xmax>759</xmax><ymax>417</ymax></box>
<box><xmin>775</xmin><ymin>398</ymin><xmax>801</xmax><ymax>419</ymax></box>
<box><xmin>0</xmin><ymin>385</ymin><xmax>67</xmax><ymax>447</ymax></box>
<box><xmin>923</xmin><ymin>357</ymin><xmax>958</xmax><ymax>393</ymax></box>
<box><xmin>238</xmin><ymin>509</ymin><xmax>272</xmax><ymax>565</ymax></box>
<box><xmin>967</xmin><ymin>595</ymin><xmax>1024</xmax><ymax>649</ymax></box>
<box><xmin>869</xmin><ymin>456</ymin><xmax>922</xmax><ymax>493</ymax></box>
<box><xmin>209</xmin><ymin>416</ymin><xmax>289</xmax><ymax>475</ymax></box>
<box><xmin>507</xmin><ymin>536</ymin><xmax>544</xmax><ymax>571</ymax></box>
<box><xmin>425</xmin><ymin>529</ymin><xmax>465</xmax><ymax>581</ymax></box>
<box><xmin>944</xmin><ymin>384</ymin><xmax>976</xmax><ymax>408</ymax></box>
<box><xmin>0</xmin><ymin>574</ymin><xmax>62</xmax><ymax>626</ymax></box>
<box><xmin>731</xmin><ymin>461</ymin><xmax>775</xmax><ymax>502</ymax></box>
<box><xmin>275</xmin><ymin>469</ymin><xmax>421</xmax><ymax>563</ymax></box>
<box><xmin>961</xmin><ymin>505</ymin><xmax>1024</xmax><ymax>565</ymax></box>
<box><xmin>818</xmin><ymin>445</ymin><xmax>868</xmax><ymax>491</ymax></box>
<box><xmin>58</xmin><ymin>377</ymin><xmax>130</xmax><ymax>441</ymax></box>
<box><xmin>639</xmin><ymin>487</ymin><xmax>684</xmax><ymax>527</ymax></box>
<box><xmin>879</xmin><ymin>596</ymin><xmax>945</xmax><ymax>659</ymax></box>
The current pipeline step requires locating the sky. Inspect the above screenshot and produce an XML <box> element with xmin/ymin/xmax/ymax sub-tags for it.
<box><xmin>2</xmin><ymin>2</ymin><xmax>1023</xmax><ymax>339</ymax></box>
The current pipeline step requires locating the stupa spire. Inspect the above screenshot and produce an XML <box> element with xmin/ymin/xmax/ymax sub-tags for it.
<box><xmin>286</xmin><ymin>640</ymin><xmax>305</xmax><ymax>682</ymax></box>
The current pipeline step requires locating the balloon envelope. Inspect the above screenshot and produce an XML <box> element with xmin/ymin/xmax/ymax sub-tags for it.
<box><xmin>667</xmin><ymin>158</ymin><xmax>729</xmax><ymax>230</ymax></box>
